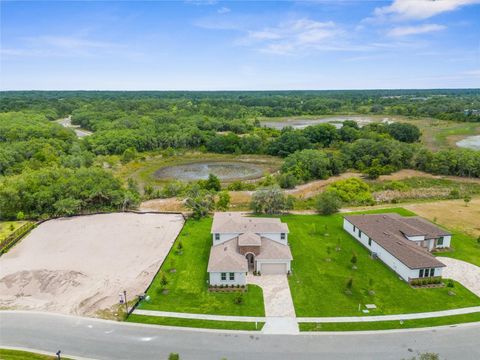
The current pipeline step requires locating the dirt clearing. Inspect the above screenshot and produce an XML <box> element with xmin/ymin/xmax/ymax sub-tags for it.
<box><xmin>0</xmin><ymin>213</ymin><xmax>184</xmax><ymax>317</ymax></box>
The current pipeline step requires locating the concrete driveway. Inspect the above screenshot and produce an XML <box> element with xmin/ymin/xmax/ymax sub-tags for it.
<box><xmin>247</xmin><ymin>274</ymin><xmax>298</xmax><ymax>334</ymax></box>
<box><xmin>438</xmin><ymin>257</ymin><xmax>480</xmax><ymax>297</ymax></box>
<box><xmin>247</xmin><ymin>274</ymin><xmax>296</xmax><ymax>317</ymax></box>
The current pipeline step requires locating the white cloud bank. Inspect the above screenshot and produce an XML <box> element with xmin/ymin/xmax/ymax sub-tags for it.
<box><xmin>388</xmin><ymin>23</ymin><xmax>446</xmax><ymax>37</ymax></box>
<box><xmin>374</xmin><ymin>0</ymin><xmax>480</xmax><ymax>20</ymax></box>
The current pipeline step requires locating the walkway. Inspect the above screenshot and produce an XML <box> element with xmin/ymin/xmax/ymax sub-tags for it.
<box><xmin>298</xmin><ymin>306</ymin><xmax>480</xmax><ymax>323</ymax></box>
<box><xmin>438</xmin><ymin>257</ymin><xmax>480</xmax><ymax>297</ymax></box>
<box><xmin>133</xmin><ymin>306</ymin><xmax>480</xmax><ymax>324</ymax></box>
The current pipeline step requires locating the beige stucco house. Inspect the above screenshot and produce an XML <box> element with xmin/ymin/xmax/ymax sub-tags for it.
<box><xmin>207</xmin><ymin>212</ymin><xmax>292</xmax><ymax>286</ymax></box>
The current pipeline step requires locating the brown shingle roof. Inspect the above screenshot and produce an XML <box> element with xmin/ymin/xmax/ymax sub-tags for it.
<box><xmin>256</xmin><ymin>237</ymin><xmax>293</xmax><ymax>260</ymax></box>
<box><xmin>238</xmin><ymin>232</ymin><xmax>262</xmax><ymax>246</ymax></box>
<box><xmin>344</xmin><ymin>214</ymin><xmax>445</xmax><ymax>269</ymax></box>
<box><xmin>207</xmin><ymin>238</ymin><xmax>248</xmax><ymax>272</ymax></box>
<box><xmin>211</xmin><ymin>212</ymin><xmax>289</xmax><ymax>234</ymax></box>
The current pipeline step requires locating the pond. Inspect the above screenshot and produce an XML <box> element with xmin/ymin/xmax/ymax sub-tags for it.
<box><xmin>456</xmin><ymin>135</ymin><xmax>480</xmax><ymax>151</ymax></box>
<box><xmin>153</xmin><ymin>161</ymin><xmax>265</xmax><ymax>181</ymax></box>
<box><xmin>261</xmin><ymin>115</ymin><xmax>394</xmax><ymax>130</ymax></box>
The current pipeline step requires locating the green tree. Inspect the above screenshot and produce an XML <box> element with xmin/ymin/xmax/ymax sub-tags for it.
<box><xmin>185</xmin><ymin>188</ymin><xmax>215</xmax><ymax>219</ymax></box>
<box><xmin>121</xmin><ymin>147</ymin><xmax>137</xmax><ymax>163</ymax></box>
<box><xmin>216</xmin><ymin>191</ymin><xmax>231</xmax><ymax>211</ymax></box>
<box><xmin>250</xmin><ymin>187</ymin><xmax>292</xmax><ymax>214</ymax></box>
<box><xmin>315</xmin><ymin>191</ymin><xmax>342</xmax><ymax>215</ymax></box>
<box><xmin>204</xmin><ymin>173</ymin><xmax>221</xmax><ymax>192</ymax></box>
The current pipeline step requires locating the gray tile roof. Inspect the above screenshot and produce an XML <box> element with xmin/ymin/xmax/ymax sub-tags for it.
<box><xmin>344</xmin><ymin>214</ymin><xmax>446</xmax><ymax>269</ymax></box>
<box><xmin>211</xmin><ymin>212</ymin><xmax>289</xmax><ymax>234</ymax></box>
<box><xmin>256</xmin><ymin>237</ymin><xmax>293</xmax><ymax>260</ymax></box>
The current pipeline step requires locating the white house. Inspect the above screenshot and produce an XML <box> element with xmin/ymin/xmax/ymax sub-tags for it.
<box><xmin>207</xmin><ymin>212</ymin><xmax>292</xmax><ymax>286</ymax></box>
<box><xmin>343</xmin><ymin>213</ymin><xmax>450</xmax><ymax>282</ymax></box>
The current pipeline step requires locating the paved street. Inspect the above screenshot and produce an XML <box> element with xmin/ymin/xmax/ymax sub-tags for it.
<box><xmin>1</xmin><ymin>311</ymin><xmax>480</xmax><ymax>360</ymax></box>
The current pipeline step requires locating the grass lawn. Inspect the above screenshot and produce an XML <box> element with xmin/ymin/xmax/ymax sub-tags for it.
<box><xmin>0</xmin><ymin>349</ymin><xmax>71</xmax><ymax>360</ymax></box>
<box><xmin>437</xmin><ymin>230</ymin><xmax>480</xmax><ymax>267</ymax></box>
<box><xmin>299</xmin><ymin>311</ymin><xmax>480</xmax><ymax>331</ymax></box>
<box><xmin>285</xmin><ymin>208</ymin><xmax>480</xmax><ymax>317</ymax></box>
<box><xmin>136</xmin><ymin>217</ymin><xmax>265</xmax><ymax>316</ymax></box>
<box><xmin>127</xmin><ymin>314</ymin><xmax>264</xmax><ymax>331</ymax></box>
<box><xmin>0</xmin><ymin>221</ymin><xmax>28</xmax><ymax>241</ymax></box>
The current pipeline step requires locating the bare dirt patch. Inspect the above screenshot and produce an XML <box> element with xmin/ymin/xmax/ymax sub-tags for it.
<box><xmin>404</xmin><ymin>198</ymin><xmax>480</xmax><ymax>237</ymax></box>
<box><xmin>0</xmin><ymin>213</ymin><xmax>184</xmax><ymax>317</ymax></box>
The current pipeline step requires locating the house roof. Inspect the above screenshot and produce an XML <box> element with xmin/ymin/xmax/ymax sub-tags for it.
<box><xmin>238</xmin><ymin>232</ymin><xmax>262</xmax><ymax>246</ymax></box>
<box><xmin>211</xmin><ymin>212</ymin><xmax>289</xmax><ymax>234</ymax></box>
<box><xmin>207</xmin><ymin>238</ymin><xmax>248</xmax><ymax>272</ymax></box>
<box><xmin>344</xmin><ymin>214</ymin><xmax>446</xmax><ymax>269</ymax></box>
<box><xmin>256</xmin><ymin>237</ymin><xmax>293</xmax><ymax>260</ymax></box>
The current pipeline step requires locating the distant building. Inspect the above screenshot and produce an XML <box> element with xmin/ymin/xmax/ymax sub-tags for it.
<box><xmin>343</xmin><ymin>213</ymin><xmax>451</xmax><ymax>282</ymax></box>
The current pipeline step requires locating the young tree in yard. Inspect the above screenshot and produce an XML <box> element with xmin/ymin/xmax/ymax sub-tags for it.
<box><xmin>216</xmin><ymin>191</ymin><xmax>230</xmax><ymax>211</ymax></box>
<box><xmin>463</xmin><ymin>195</ymin><xmax>471</xmax><ymax>207</ymax></box>
<box><xmin>168</xmin><ymin>353</ymin><xmax>180</xmax><ymax>360</ymax></box>
<box><xmin>315</xmin><ymin>191</ymin><xmax>342</xmax><ymax>215</ymax></box>
<box><xmin>250</xmin><ymin>187</ymin><xmax>292</xmax><ymax>214</ymax></box>
<box><xmin>351</xmin><ymin>254</ymin><xmax>358</xmax><ymax>269</ymax></box>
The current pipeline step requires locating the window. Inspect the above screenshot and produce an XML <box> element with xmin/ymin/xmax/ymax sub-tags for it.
<box><xmin>229</xmin><ymin>272</ymin><xmax>235</xmax><ymax>281</ymax></box>
<box><xmin>419</xmin><ymin>269</ymin><xmax>424</xmax><ymax>278</ymax></box>
<box><xmin>437</xmin><ymin>236</ymin><xmax>444</xmax><ymax>246</ymax></box>
<box><xmin>368</xmin><ymin>237</ymin><xmax>372</xmax><ymax>246</ymax></box>
<box><xmin>353</xmin><ymin>225</ymin><xmax>356</xmax><ymax>232</ymax></box>
<box><xmin>280</xmin><ymin>233</ymin><xmax>286</xmax><ymax>240</ymax></box>
<box><xmin>430</xmin><ymin>268</ymin><xmax>435</xmax><ymax>277</ymax></box>
<box><xmin>221</xmin><ymin>273</ymin><xmax>226</xmax><ymax>281</ymax></box>
<box><xmin>215</xmin><ymin>233</ymin><xmax>220</xmax><ymax>241</ymax></box>
<box><xmin>358</xmin><ymin>230</ymin><xmax>362</xmax><ymax>238</ymax></box>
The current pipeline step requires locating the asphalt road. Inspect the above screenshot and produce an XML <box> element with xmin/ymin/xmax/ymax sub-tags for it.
<box><xmin>1</xmin><ymin>311</ymin><xmax>479</xmax><ymax>360</ymax></box>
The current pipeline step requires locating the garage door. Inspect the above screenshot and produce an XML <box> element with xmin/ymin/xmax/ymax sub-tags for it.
<box><xmin>260</xmin><ymin>263</ymin><xmax>287</xmax><ymax>274</ymax></box>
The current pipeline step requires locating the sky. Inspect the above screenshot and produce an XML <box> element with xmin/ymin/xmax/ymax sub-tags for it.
<box><xmin>1</xmin><ymin>0</ymin><xmax>479</xmax><ymax>90</ymax></box>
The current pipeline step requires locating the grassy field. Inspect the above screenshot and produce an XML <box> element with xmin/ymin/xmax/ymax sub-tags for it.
<box><xmin>0</xmin><ymin>349</ymin><xmax>71</xmax><ymax>360</ymax></box>
<box><xmin>128</xmin><ymin>314</ymin><xmax>264</xmax><ymax>330</ymax></box>
<box><xmin>136</xmin><ymin>217</ymin><xmax>265</xmax><ymax>316</ymax></box>
<box><xmin>114</xmin><ymin>151</ymin><xmax>282</xmax><ymax>189</ymax></box>
<box><xmin>285</xmin><ymin>208</ymin><xmax>480</xmax><ymax>317</ymax></box>
<box><xmin>0</xmin><ymin>221</ymin><xmax>28</xmax><ymax>241</ymax></box>
<box><xmin>299</xmin><ymin>311</ymin><xmax>480</xmax><ymax>331</ymax></box>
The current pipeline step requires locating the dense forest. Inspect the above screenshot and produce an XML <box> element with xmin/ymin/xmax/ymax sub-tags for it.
<box><xmin>0</xmin><ymin>90</ymin><xmax>479</xmax><ymax>220</ymax></box>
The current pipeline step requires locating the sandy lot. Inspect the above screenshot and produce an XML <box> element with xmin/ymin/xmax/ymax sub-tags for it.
<box><xmin>0</xmin><ymin>213</ymin><xmax>184</xmax><ymax>316</ymax></box>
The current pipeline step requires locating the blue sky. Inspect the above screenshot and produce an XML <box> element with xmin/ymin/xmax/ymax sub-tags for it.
<box><xmin>1</xmin><ymin>0</ymin><xmax>479</xmax><ymax>90</ymax></box>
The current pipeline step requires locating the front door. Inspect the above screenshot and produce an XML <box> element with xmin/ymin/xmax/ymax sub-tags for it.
<box><xmin>246</xmin><ymin>253</ymin><xmax>255</xmax><ymax>271</ymax></box>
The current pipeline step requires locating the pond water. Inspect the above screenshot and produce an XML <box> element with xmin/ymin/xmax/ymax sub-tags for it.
<box><xmin>153</xmin><ymin>161</ymin><xmax>264</xmax><ymax>181</ymax></box>
<box><xmin>456</xmin><ymin>135</ymin><xmax>480</xmax><ymax>151</ymax></box>
<box><xmin>261</xmin><ymin>115</ymin><xmax>394</xmax><ymax>130</ymax></box>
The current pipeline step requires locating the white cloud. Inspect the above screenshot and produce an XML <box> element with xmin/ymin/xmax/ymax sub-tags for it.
<box><xmin>244</xmin><ymin>19</ymin><xmax>341</xmax><ymax>55</ymax></box>
<box><xmin>388</xmin><ymin>23</ymin><xmax>446</xmax><ymax>37</ymax></box>
<box><xmin>373</xmin><ymin>0</ymin><xmax>480</xmax><ymax>21</ymax></box>
<box><xmin>217</xmin><ymin>7</ymin><xmax>230</xmax><ymax>14</ymax></box>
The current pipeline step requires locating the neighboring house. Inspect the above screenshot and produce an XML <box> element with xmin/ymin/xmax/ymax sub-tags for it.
<box><xmin>207</xmin><ymin>212</ymin><xmax>293</xmax><ymax>286</ymax></box>
<box><xmin>343</xmin><ymin>213</ymin><xmax>451</xmax><ymax>282</ymax></box>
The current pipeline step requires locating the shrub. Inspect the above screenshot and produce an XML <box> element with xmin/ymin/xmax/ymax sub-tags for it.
<box><xmin>168</xmin><ymin>353</ymin><xmax>180</xmax><ymax>360</ymax></box>
<box><xmin>216</xmin><ymin>191</ymin><xmax>230</xmax><ymax>211</ymax></box>
<box><xmin>350</xmin><ymin>254</ymin><xmax>358</xmax><ymax>265</ymax></box>
<box><xmin>447</xmin><ymin>279</ymin><xmax>455</xmax><ymax>288</ymax></box>
<box><xmin>346</xmin><ymin>278</ymin><xmax>353</xmax><ymax>290</ymax></box>
<box><xmin>327</xmin><ymin>178</ymin><xmax>374</xmax><ymax>205</ymax></box>
<box><xmin>250</xmin><ymin>187</ymin><xmax>293</xmax><ymax>214</ymax></box>
<box><xmin>234</xmin><ymin>294</ymin><xmax>244</xmax><ymax>305</ymax></box>
<box><xmin>315</xmin><ymin>191</ymin><xmax>342</xmax><ymax>215</ymax></box>
<box><xmin>160</xmin><ymin>273</ymin><xmax>168</xmax><ymax>286</ymax></box>
<box><xmin>277</xmin><ymin>172</ymin><xmax>299</xmax><ymax>189</ymax></box>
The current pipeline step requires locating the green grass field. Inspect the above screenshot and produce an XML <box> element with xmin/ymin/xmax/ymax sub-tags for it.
<box><xmin>299</xmin><ymin>311</ymin><xmax>480</xmax><ymax>331</ymax></box>
<box><xmin>136</xmin><ymin>217</ymin><xmax>265</xmax><ymax>316</ymax></box>
<box><xmin>284</xmin><ymin>208</ymin><xmax>480</xmax><ymax>317</ymax></box>
<box><xmin>0</xmin><ymin>349</ymin><xmax>71</xmax><ymax>360</ymax></box>
<box><xmin>0</xmin><ymin>221</ymin><xmax>28</xmax><ymax>241</ymax></box>
<box><xmin>128</xmin><ymin>314</ymin><xmax>264</xmax><ymax>330</ymax></box>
